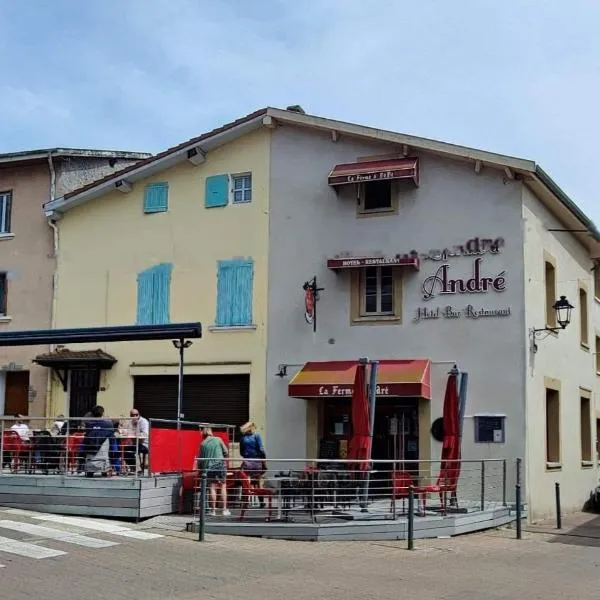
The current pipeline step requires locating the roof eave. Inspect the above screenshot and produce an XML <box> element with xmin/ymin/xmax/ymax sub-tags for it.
<box><xmin>0</xmin><ymin>148</ymin><xmax>150</xmax><ymax>165</ymax></box>
<box><xmin>45</xmin><ymin>114</ymin><xmax>267</xmax><ymax>214</ymax></box>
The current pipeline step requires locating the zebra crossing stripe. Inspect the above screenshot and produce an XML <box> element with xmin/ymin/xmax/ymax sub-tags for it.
<box><xmin>29</xmin><ymin>514</ymin><xmax>163</xmax><ymax>540</ymax></box>
<box><xmin>0</xmin><ymin>520</ymin><xmax>119</xmax><ymax>548</ymax></box>
<box><xmin>0</xmin><ymin>535</ymin><xmax>66</xmax><ymax>559</ymax></box>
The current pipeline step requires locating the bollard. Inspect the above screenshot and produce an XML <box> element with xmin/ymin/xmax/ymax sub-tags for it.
<box><xmin>515</xmin><ymin>482</ymin><xmax>522</xmax><ymax>540</ymax></box>
<box><xmin>407</xmin><ymin>485</ymin><xmax>415</xmax><ymax>550</ymax></box>
<box><xmin>502</xmin><ymin>459</ymin><xmax>507</xmax><ymax>507</ymax></box>
<box><xmin>555</xmin><ymin>482</ymin><xmax>562</xmax><ymax>530</ymax></box>
<box><xmin>480</xmin><ymin>460</ymin><xmax>485</xmax><ymax>511</ymax></box>
<box><xmin>198</xmin><ymin>471</ymin><xmax>207</xmax><ymax>542</ymax></box>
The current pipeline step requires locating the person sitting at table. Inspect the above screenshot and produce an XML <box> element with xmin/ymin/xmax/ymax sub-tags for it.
<box><xmin>10</xmin><ymin>414</ymin><xmax>32</xmax><ymax>442</ymax></box>
<box><xmin>50</xmin><ymin>415</ymin><xmax>66</xmax><ymax>437</ymax></box>
<box><xmin>83</xmin><ymin>405</ymin><xmax>115</xmax><ymax>477</ymax></box>
<box><xmin>123</xmin><ymin>409</ymin><xmax>149</xmax><ymax>474</ymax></box>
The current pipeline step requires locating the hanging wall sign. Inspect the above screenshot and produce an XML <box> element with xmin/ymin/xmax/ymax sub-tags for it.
<box><xmin>302</xmin><ymin>276</ymin><xmax>324</xmax><ymax>333</ymax></box>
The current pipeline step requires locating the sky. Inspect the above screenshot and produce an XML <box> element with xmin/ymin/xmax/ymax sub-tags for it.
<box><xmin>1</xmin><ymin>0</ymin><xmax>599</xmax><ymax>223</ymax></box>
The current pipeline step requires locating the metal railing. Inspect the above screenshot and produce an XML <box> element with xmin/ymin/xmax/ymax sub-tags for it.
<box><xmin>189</xmin><ymin>457</ymin><xmax>511</xmax><ymax>531</ymax></box>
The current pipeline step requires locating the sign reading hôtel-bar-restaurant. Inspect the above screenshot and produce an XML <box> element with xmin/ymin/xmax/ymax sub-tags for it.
<box><xmin>414</xmin><ymin>235</ymin><xmax>511</xmax><ymax>323</ymax></box>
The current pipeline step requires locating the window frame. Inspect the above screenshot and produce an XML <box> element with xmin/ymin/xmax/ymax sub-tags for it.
<box><xmin>594</xmin><ymin>264</ymin><xmax>600</xmax><ymax>301</ymax></box>
<box><xmin>595</xmin><ymin>335</ymin><xmax>600</xmax><ymax>374</ymax></box>
<box><xmin>0</xmin><ymin>191</ymin><xmax>12</xmax><ymax>234</ymax></box>
<box><xmin>579</xmin><ymin>286</ymin><xmax>589</xmax><ymax>348</ymax></box>
<box><xmin>360</xmin><ymin>266</ymin><xmax>394</xmax><ymax>317</ymax></box>
<box><xmin>545</xmin><ymin>385</ymin><xmax>561</xmax><ymax>469</ymax></box>
<box><xmin>0</xmin><ymin>272</ymin><xmax>7</xmax><ymax>315</ymax></box>
<box><xmin>357</xmin><ymin>181</ymin><xmax>399</xmax><ymax>217</ymax></box>
<box><xmin>580</xmin><ymin>390</ymin><xmax>593</xmax><ymax>467</ymax></box>
<box><xmin>473</xmin><ymin>414</ymin><xmax>506</xmax><ymax>444</ymax></box>
<box><xmin>350</xmin><ymin>266</ymin><xmax>403</xmax><ymax>325</ymax></box>
<box><xmin>231</xmin><ymin>173</ymin><xmax>252</xmax><ymax>204</ymax></box>
<box><xmin>544</xmin><ymin>257</ymin><xmax>557</xmax><ymax>329</ymax></box>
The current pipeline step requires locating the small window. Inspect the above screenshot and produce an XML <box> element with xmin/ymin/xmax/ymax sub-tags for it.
<box><xmin>594</xmin><ymin>265</ymin><xmax>600</xmax><ymax>300</ymax></box>
<box><xmin>0</xmin><ymin>191</ymin><xmax>12</xmax><ymax>234</ymax></box>
<box><xmin>474</xmin><ymin>415</ymin><xmax>505</xmax><ymax>443</ymax></box>
<box><xmin>580</xmin><ymin>288</ymin><xmax>588</xmax><ymax>346</ymax></box>
<box><xmin>361</xmin><ymin>180</ymin><xmax>392</xmax><ymax>212</ymax></box>
<box><xmin>596</xmin><ymin>336</ymin><xmax>600</xmax><ymax>373</ymax></box>
<box><xmin>361</xmin><ymin>266</ymin><xmax>394</xmax><ymax>316</ymax></box>
<box><xmin>545</xmin><ymin>388</ymin><xmax>561</xmax><ymax>466</ymax></box>
<box><xmin>143</xmin><ymin>182</ymin><xmax>168</xmax><ymax>214</ymax></box>
<box><xmin>232</xmin><ymin>174</ymin><xmax>252</xmax><ymax>204</ymax></box>
<box><xmin>0</xmin><ymin>273</ymin><xmax>6</xmax><ymax>315</ymax></box>
<box><xmin>580</xmin><ymin>395</ymin><xmax>592</xmax><ymax>464</ymax></box>
<box><xmin>544</xmin><ymin>261</ymin><xmax>556</xmax><ymax>328</ymax></box>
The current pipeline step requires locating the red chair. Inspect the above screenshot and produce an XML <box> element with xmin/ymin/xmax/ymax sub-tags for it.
<box><xmin>2</xmin><ymin>431</ymin><xmax>27</xmax><ymax>472</ymax></box>
<box><xmin>416</xmin><ymin>463</ymin><xmax>460</xmax><ymax>516</ymax></box>
<box><xmin>389</xmin><ymin>471</ymin><xmax>413</xmax><ymax>515</ymax></box>
<box><xmin>178</xmin><ymin>470</ymin><xmax>199</xmax><ymax>514</ymax></box>
<box><xmin>66</xmin><ymin>432</ymin><xmax>84</xmax><ymax>473</ymax></box>
<box><xmin>237</xmin><ymin>470</ymin><xmax>274</xmax><ymax>522</ymax></box>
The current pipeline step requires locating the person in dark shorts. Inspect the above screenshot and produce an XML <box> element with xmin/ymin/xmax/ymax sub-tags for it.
<box><xmin>199</xmin><ymin>427</ymin><xmax>230</xmax><ymax>517</ymax></box>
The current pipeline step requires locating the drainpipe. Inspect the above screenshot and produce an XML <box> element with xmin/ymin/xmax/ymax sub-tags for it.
<box><xmin>46</xmin><ymin>151</ymin><xmax>59</xmax><ymax>416</ymax></box>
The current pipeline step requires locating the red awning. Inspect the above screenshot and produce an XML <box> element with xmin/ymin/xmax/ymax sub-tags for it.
<box><xmin>328</xmin><ymin>158</ymin><xmax>419</xmax><ymax>187</ymax></box>
<box><xmin>327</xmin><ymin>255</ymin><xmax>420</xmax><ymax>270</ymax></box>
<box><xmin>288</xmin><ymin>359</ymin><xmax>431</xmax><ymax>399</ymax></box>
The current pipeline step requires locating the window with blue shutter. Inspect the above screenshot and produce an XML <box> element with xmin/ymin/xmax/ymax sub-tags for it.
<box><xmin>215</xmin><ymin>259</ymin><xmax>254</xmax><ymax>326</ymax></box>
<box><xmin>144</xmin><ymin>182</ymin><xmax>169</xmax><ymax>214</ymax></box>
<box><xmin>205</xmin><ymin>174</ymin><xmax>229</xmax><ymax>208</ymax></box>
<box><xmin>136</xmin><ymin>263</ymin><xmax>173</xmax><ymax>325</ymax></box>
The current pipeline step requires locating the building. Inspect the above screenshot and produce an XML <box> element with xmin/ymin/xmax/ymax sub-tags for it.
<box><xmin>44</xmin><ymin>108</ymin><xmax>600</xmax><ymax>519</ymax></box>
<box><xmin>0</xmin><ymin>148</ymin><xmax>149</xmax><ymax>416</ymax></box>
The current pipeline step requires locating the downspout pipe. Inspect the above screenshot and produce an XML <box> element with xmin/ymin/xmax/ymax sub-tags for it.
<box><xmin>46</xmin><ymin>152</ymin><xmax>59</xmax><ymax>416</ymax></box>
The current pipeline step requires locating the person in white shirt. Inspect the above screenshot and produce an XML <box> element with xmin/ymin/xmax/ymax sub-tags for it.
<box><xmin>124</xmin><ymin>409</ymin><xmax>149</xmax><ymax>473</ymax></box>
<box><xmin>50</xmin><ymin>415</ymin><xmax>65</xmax><ymax>437</ymax></box>
<box><xmin>10</xmin><ymin>414</ymin><xmax>31</xmax><ymax>442</ymax></box>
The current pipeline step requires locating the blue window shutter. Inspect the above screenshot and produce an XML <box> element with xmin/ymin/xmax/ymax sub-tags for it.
<box><xmin>152</xmin><ymin>263</ymin><xmax>173</xmax><ymax>324</ymax></box>
<box><xmin>215</xmin><ymin>259</ymin><xmax>253</xmax><ymax>326</ymax></box>
<box><xmin>205</xmin><ymin>175</ymin><xmax>229</xmax><ymax>208</ymax></box>
<box><xmin>216</xmin><ymin>261</ymin><xmax>235</xmax><ymax>326</ymax></box>
<box><xmin>232</xmin><ymin>260</ymin><xmax>253</xmax><ymax>325</ymax></box>
<box><xmin>144</xmin><ymin>183</ymin><xmax>169</xmax><ymax>214</ymax></box>
<box><xmin>136</xmin><ymin>269</ymin><xmax>154</xmax><ymax>325</ymax></box>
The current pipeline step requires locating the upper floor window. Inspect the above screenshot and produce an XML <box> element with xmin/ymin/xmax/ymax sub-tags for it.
<box><xmin>358</xmin><ymin>181</ymin><xmax>398</xmax><ymax>216</ymax></box>
<box><xmin>232</xmin><ymin>174</ymin><xmax>252</xmax><ymax>204</ymax></box>
<box><xmin>544</xmin><ymin>260</ymin><xmax>556</xmax><ymax>328</ymax></box>
<box><xmin>0</xmin><ymin>191</ymin><xmax>12</xmax><ymax>234</ymax></box>
<box><xmin>594</xmin><ymin>265</ymin><xmax>600</xmax><ymax>300</ymax></box>
<box><xmin>579</xmin><ymin>287</ymin><xmax>589</xmax><ymax>347</ymax></box>
<box><xmin>143</xmin><ymin>183</ymin><xmax>169</xmax><ymax>214</ymax></box>
<box><xmin>0</xmin><ymin>273</ymin><xmax>7</xmax><ymax>315</ymax></box>
<box><xmin>136</xmin><ymin>263</ymin><xmax>173</xmax><ymax>325</ymax></box>
<box><xmin>215</xmin><ymin>259</ymin><xmax>254</xmax><ymax>327</ymax></box>
<box><xmin>350</xmin><ymin>266</ymin><xmax>403</xmax><ymax>324</ymax></box>
<box><xmin>205</xmin><ymin>173</ymin><xmax>253</xmax><ymax>208</ymax></box>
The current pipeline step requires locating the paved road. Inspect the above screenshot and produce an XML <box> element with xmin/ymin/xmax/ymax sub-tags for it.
<box><xmin>0</xmin><ymin>508</ymin><xmax>599</xmax><ymax>600</ymax></box>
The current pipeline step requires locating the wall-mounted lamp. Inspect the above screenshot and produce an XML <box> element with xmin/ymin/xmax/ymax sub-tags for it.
<box><xmin>530</xmin><ymin>295</ymin><xmax>574</xmax><ymax>353</ymax></box>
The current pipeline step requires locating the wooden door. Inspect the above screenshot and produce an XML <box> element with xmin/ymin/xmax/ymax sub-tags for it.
<box><xmin>69</xmin><ymin>368</ymin><xmax>99</xmax><ymax>417</ymax></box>
<box><xmin>5</xmin><ymin>371</ymin><xmax>30</xmax><ymax>416</ymax></box>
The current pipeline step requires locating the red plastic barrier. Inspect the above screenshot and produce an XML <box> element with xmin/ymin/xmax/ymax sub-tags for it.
<box><xmin>148</xmin><ymin>427</ymin><xmax>230</xmax><ymax>473</ymax></box>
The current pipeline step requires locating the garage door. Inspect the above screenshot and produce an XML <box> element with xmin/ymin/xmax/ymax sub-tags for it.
<box><xmin>133</xmin><ymin>374</ymin><xmax>250</xmax><ymax>428</ymax></box>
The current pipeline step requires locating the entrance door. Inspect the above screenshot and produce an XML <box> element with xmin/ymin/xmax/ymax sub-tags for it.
<box><xmin>4</xmin><ymin>371</ymin><xmax>30</xmax><ymax>416</ymax></box>
<box><xmin>69</xmin><ymin>368</ymin><xmax>100</xmax><ymax>417</ymax></box>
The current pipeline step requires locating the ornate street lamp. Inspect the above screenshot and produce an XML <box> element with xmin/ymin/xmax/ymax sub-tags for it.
<box><xmin>530</xmin><ymin>295</ymin><xmax>574</xmax><ymax>353</ymax></box>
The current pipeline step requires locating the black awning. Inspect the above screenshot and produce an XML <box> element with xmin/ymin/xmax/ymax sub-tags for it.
<box><xmin>34</xmin><ymin>348</ymin><xmax>117</xmax><ymax>370</ymax></box>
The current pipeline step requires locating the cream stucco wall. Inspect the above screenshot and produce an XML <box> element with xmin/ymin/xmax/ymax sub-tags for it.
<box><xmin>523</xmin><ymin>186</ymin><xmax>599</xmax><ymax>520</ymax></box>
<box><xmin>51</xmin><ymin>129</ymin><xmax>270</xmax><ymax>436</ymax></box>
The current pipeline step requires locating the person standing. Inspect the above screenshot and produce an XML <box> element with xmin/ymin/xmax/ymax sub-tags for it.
<box><xmin>239</xmin><ymin>421</ymin><xmax>267</xmax><ymax>485</ymax></box>
<box><xmin>83</xmin><ymin>405</ymin><xmax>116</xmax><ymax>477</ymax></box>
<box><xmin>125</xmin><ymin>409</ymin><xmax>149</xmax><ymax>474</ymax></box>
<box><xmin>199</xmin><ymin>427</ymin><xmax>230</xmax><ymax>517</ymax></box>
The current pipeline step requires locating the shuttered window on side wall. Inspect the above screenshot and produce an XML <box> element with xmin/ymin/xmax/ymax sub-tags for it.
<box><xmin>136</xmin><ymin>263</ymin><xmax>173</xmax><ymax>325</ymax></box>
<box><xmin>143</xmin><ymin>182</ymin><xmax>169</xmax><ymax>214</ymax></box>
<box><xmin>134</xmin><ymin>374</ymin><xmax>250</xmax><ymax>428</ymax></box>
<box><xmin>205</xmin><ymin>174</ymin><xmax>229</xmax><ymax>208</ymax></box>
<box><xmin>215</xmin><ymin>259</ymin><xmax>253</xmax><ymax>327</ymax></box>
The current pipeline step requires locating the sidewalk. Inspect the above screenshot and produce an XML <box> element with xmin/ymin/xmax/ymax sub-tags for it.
<box><xmin>527</xmin><ymin>512</ymin><xmax>600</xmax><ymax>547</ymax></box>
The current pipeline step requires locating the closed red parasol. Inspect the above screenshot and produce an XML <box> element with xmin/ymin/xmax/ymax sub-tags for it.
<box><xmin>348</xmin><ymin>362</ymin><xmax>371</xmax><ymax>470</ymax></box>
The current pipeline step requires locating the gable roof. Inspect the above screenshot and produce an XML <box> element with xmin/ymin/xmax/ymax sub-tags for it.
<box><xmin>43</xmin><ymin>107</ymin><xmax>600</xmax><ymax>253</ymax></box>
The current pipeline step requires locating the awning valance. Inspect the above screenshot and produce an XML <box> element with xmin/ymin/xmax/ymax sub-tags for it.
<box><xmin>34</xmin><ymin>348</ymin><xmax>117</xmax><ymax>370</ymax></box>
<box><xmin>328</xmin><ymin>158</ymin><xmax>419</xmax><ymax>187</ymax></box>
<box><xmin>327</xmin><ymin>255</ymin><xmax>420</xmax><ymax>271</ymax></box>
<box><xmin>289</xmin><ymin>359</ymin><xmax>431</xmax><ymax>399</ymax></box>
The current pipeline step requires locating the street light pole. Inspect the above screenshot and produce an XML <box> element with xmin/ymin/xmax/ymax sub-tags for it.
<box><xmin>172</xmin><ymin>338</ymin><xmax>192</xmax><ymax>470</ymax></box>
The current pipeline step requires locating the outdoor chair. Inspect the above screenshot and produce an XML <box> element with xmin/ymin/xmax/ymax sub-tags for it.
<box><xmin>2</xmin><ymin>431</ymin><xmax>29</xmax><ymax>473</ymax></box>
<box><xmin>66</xmin><ymin>432</ymin><xmax>85</xmax><ymax>473</ymax></box>
<box><xmin>416</xmin><ymin>464</ymin><xmax>460</xmax><ymax>516</ymax></box>
<box><xmin>390</xmin><ymin>470</ymin><xmax>413</xmax><ymax>515</ymax></box>
<box><xmin>237</xmin><ymin>470</ymin><xmax>274</xmax><ymax>522</ymax></box>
